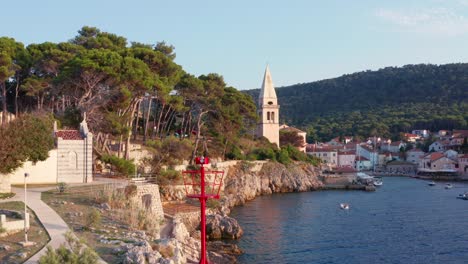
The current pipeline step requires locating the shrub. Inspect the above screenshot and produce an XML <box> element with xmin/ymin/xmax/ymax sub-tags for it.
<box><xmin>39</xmin><ymin>237</ymin><xmax>99</xmax><ymax>264</ymax></box>
<box><xmin>85</xmin><ymin>209</ymin><xmax>101</xmax><ymax>228</ymax></box>
<box><xmin>57</xmin><ymin>182</ymin><xmax>68</xmax><ymax>193</ymax></box>
<box><xmin>157</xmin><ymin>169</ymin><xmax>182</xmax><ymax>186</ymax></box>
<box><xmin>101</xmin><ymin>154</ymin><xmax>135</xmax><ymax>176</ymax></box>
<box><xmin>276</xmin><ymin>148</ymin><xmax>291</xmax><ymax>165</ymax></box>
<box><xmin>225</xmin><ymin>145</ymin><xmax>245</xmax><ymax>160</ymax></box>
<box><xmin>124</xmin><ymin>184</ymin><xmax>137</xmax><ymax>198</ymax></box>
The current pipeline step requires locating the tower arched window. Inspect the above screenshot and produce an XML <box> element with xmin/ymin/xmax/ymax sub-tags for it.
<box><xmin>271</xmin><ymin>112</ymin><xmax>275</xmax><ymax>122</ymax></box>
<box><xmin>267</xmin><ymin>112</ymin><xmax>270</xmax><ymax>121</ymax></box>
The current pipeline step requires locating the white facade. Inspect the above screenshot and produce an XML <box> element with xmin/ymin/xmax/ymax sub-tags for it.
<box><xmin>257</xmin><ymin>66</ymin><xmax>280</xmax><ymax>147</ymax></box>
<box><xmin>429</xmin><ymin>141</ymin><xmax>444</xmax><ymax>152</ymax></box>
<box><xmin>338</xmin><ymin>152</ymin><xmax>355</xmax><ymax>167</ymax></box>
<box><xmin>308</xmin><ymin>150</ymin><xmax>338</xmax><ymax>166</ymax></box>
<box><xmin>406</xmin><ymin>149</ymin><xmax>425</xmax><ymax>164</ymax></box>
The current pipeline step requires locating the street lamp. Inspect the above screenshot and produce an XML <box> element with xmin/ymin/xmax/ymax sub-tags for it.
<box><xmin>183</xmin><ymin>157</ymin><xmax>224</xmax><ymax>264</ymax></box>
<box><xmin>22</xmin><ymin>172</ymin><xmax>32</xmax><ymax>246</ymax></box>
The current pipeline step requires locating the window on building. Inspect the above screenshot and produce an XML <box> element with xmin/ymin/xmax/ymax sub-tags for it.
<box><xmin>267</xmin><ymin>112</ymin><xmax>270</xmax><ymax>121</ymax></box>
<box><xmin>271</xmin><ymin>112</ymin><xmax>275</xmax><ymax>122</ymax></box>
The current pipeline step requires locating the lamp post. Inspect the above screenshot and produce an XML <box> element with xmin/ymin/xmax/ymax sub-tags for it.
<box><xmin>183</xmin><ymin>157</ymin><xmax>224</xmax><ymax>264</ymax></box>
<box><xmin>24</xmin><ymin>173</ymin><xmax>29</xmax><ymax>244</ymax></box>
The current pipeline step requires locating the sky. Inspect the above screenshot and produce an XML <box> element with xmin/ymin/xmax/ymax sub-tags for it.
<box><xmin>2</xmin><ymin>0</ymin><xmax>468</xmax><ymax>90</ymax></box>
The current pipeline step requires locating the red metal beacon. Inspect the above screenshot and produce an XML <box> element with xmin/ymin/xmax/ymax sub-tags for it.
<box><xmin>183</xmin><ymin>156</ymin><xmax>224</xmax><ymax>264</ymax></box>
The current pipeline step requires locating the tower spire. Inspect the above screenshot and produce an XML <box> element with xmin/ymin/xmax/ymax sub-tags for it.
<box><xmin>258</xmin><ymin>65</ymin><xmax>277</xmax><ymax>106</ymax></box>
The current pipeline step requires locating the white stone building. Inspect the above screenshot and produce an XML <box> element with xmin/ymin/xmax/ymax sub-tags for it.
<box><xmin>6</xmin><ymin>116</ymin><xmax>93</xmax><ymax>186</ymax></box>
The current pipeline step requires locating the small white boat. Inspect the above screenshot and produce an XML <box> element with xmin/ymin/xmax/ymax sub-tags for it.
<box><xmin>445</xmin><ymin>183</ymin><xmax>453</xmax><ymax>189</ymax></box>
<box><xmin>428</xmin><ymin>181</ymin><xmax>436</xmax><ymax>186</ymax></box>
<box><xmin>457</xmin><ymin>192</ymin><xmax>468</xmax><ymax>200</ymax></box>
<box><xmin>340</xmin><ymin>203</ymin><xmax>350</xmax><ymax>210</ymax></box>
<box><xmin>373</xmin><ymin>179</ymin><xmax>383</xmax><ymax>187</ymax></box>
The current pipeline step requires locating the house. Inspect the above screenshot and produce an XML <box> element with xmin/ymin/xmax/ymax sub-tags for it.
<box><xmin>438</xmin><ymin>130</ymin><xmax>450</xmax><ymax>137</ymax></box>
<box><xmin>444</xmin><ymin>150</ymin><xmax>458</xmax><ymax>159</ymax></box>
<box><xmin>355</xmin><ymin>156</ymin><xmax>371</xmax><ymax>171</ymax></box>
<box><xmin>329</xmin><ymin>136</ymin><xmax>353</xmax><ymax>146</ymax></box>
<box><xmin>356</xmin><ymin>144</ymin><xmax>379</xmax><ymax>167</ymax></box>
<box><xmin>429</xmin><ymin>141</ymin><xmax>447</xmax><ymax>152</ymax></box>
<box><xmin>459</xmin><ymin>154</ymin><xmax>468</xmax><ymax>175</ymax></box>
<box><xmin>406</xmin><ymin>149</ymin><xmax>425</xmax><ymax>164</ymax></box>
<box><xmin>403</xmin><ymin>133</ymin><xmax>420</xmax><ymax>143</ymax></box>
<box><xmin>8</xmin><ymin>116</ymin><xmax>93</xmax><ymax>185</ymax></box>
<box><xmin>412</xmin><ymin>129</ymin><xmax>429</xmax><ymax>138</ymax></box>
<box><xmin>279</xmin><ymin>124</ymin><xmax>307</xmax><ymax>153</ymax></box>
<box><xmin>419</xmin><ymin>152</ymin><xmax>457</xmax><ymax>171</ymax></box>
<box><xmin>306</xmin><ymin>146</ymin><xmax>338</xmax><ymax>167</ymax></box>
<box><xmin>337</xmin><ymin>150</ymin><xmax>356</xmax><ymax>167</ymax></box>
<box><xmin>381</xmin><ymin>141</ymin><xmax>406</xmax><ymax>153</ymax></box>
<box><xmin>386</xmin><ymin>160</ymin><xmax>417</xmax><ymax>174</ymax></box>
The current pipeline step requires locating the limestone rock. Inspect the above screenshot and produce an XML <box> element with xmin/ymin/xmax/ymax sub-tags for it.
<box><xmin>205</xmin><ymin>214</ymin><xmax>243</xmax><ymax>240</ymax></box>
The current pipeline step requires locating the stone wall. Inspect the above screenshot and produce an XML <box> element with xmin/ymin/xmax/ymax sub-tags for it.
<box><xmin>0</xmin><ymin>174</ymin><xmax>11</xmax><ymax>193</ymax></box>
<box><xmin>9</xmin><ymin>150</ymin><xmax>58</xmax><ymax>184</ymax></box>
<box><xmin>129</xmin><ymin>184</ymin><xmax>164</xmax><ymax>220</ymax></box>
<box><xmin>0</xmin><ymin>212</ymin><xmax>29</xmax><ymax>237</ymax></box>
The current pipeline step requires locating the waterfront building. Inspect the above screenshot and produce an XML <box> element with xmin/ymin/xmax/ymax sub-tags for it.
<box><xmin>406</xmin><ymin>148</ymin><xmax>425</xmax><ymax>164</ymax></box>
<box><xmin>337</xmin><ymin>150</ymin><xmax>356</xmax><ymax>167</ymax></box>
<box><xmin>458</xmin><ymin>154</ymin><xmax>468</xmax><ymax>175</ymax></box>
<box><xmin>257</xmin><ymin>66</ymin><xmax>280</xmax><ymax>147</ymax></box>
<box><xmin>306</xmin><ymin>146</ymin><xmax>338</xmax><ymax>166</ymax></box>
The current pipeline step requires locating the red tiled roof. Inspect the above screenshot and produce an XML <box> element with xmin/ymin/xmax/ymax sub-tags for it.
<box><xmin>404</xmin><ymin>133</ymin><xmax>419</xmax><ymax>137</ymax></box>
<box><xmin>339</xmin><ymin>150</ymin><xmax>355</xmax><ymax>155</ymax></box>
<box><xmin>55</xmin><ymin>130</ymin><xmax>83</xmax><ymax>140</ymax></box>
<box><xmin>429</xmin><ymin>152</ymin><xmax>444</xmax><ymax>161</ymax></box>
<box><xmin>280</xmin><ymin>126</ymin><xmax>306</xmax><ymax>134</ymax></box>
<box><xmin>355</xmin><ymin>156</ymin><xmax>369</xmax><ymax>161</ymax></box>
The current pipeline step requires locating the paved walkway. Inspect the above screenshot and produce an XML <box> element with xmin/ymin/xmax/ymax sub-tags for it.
<box><xmin>1</xmin><ymin>178</ymin><xmax>127</xmax><ymax>263</ymax></box>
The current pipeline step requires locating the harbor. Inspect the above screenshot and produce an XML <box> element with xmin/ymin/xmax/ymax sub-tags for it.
<box><xmin>231</xmin><ymin>176</ymin><xmax>468</xmax><ymax>264</ymax></box>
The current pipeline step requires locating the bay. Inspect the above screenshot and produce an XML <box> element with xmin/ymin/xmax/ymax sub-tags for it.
<box><xmin>230</xmin><ymin>177</ymin><xmax>468</xmax><ymax>264</ymax></box>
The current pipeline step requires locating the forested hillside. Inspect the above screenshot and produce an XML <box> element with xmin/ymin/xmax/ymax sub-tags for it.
<box><xmin>247</xmin><ymin>64</ymin><xmax>468</xmax><ymax>141</ymax></box>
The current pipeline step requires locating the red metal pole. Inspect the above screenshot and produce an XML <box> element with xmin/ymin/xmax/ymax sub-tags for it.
<box><xmin>200</xmin><ymin>163</ymin><xmax>207</xmax><ymax>264</ymax></box>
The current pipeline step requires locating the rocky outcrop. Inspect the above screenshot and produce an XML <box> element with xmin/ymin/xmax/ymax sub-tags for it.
<box><xmin>222</xmin><ymin>161</ymin><xmax>323</xmax><ymax>209</ymax></box>
<box><xmin>205</xmin><ymin>214</ymin><xmax>243</xmax><ymax>240</ymax></box>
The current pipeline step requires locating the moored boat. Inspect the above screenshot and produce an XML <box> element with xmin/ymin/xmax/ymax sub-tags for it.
<box><xmin>340</xmin><ymin>203</ymin><xmax>350</xmax><ymax>210</ymax></box>
<box><xmin>428</xmin><ymin>181</ymin><xmax>436</xmax><ymax>186</ymax></box>
<box><xmin>445</xmin><ymin>183</ymin><xmax>453</xmax><ymax>189</ymax></box>
<box><xmin>373</xmin><ymin>179</ymin><xmax>383</xmax><ymax>186</ymax></box>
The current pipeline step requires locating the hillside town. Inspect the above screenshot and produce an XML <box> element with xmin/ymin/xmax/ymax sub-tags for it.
<box><xmin>306</xmin><ymin>129</ymin><xmax>468</xmax><ymax>178</ymax></box>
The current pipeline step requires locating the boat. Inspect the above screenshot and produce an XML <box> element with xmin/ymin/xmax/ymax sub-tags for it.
<box><xmin>445</xmin><ymin>183</ymin><xmax>453</xmax><ymax>189</ymax></box>
<box><xmin>428</xmin><ymin>181</ymin><xmax>436</xmax><ymax>186</ymax></box>
<box><xmin>373</xmin><ymin>179</ymin><xmax>383</xmax><ymax>187</ymax></box>
<box><xmin>457</xmin><ymin>193</ymin><xmax>468</xmax><ymax>200</ymax></box>
<box><xmin>340</xmin><ymin>203</ymin><xmax>350</xmax><ymax>210</ymax></box>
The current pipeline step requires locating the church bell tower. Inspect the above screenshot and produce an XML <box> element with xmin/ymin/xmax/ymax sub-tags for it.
<box><xmin>257</xmin><ymin>65</ymin><xmax>280</xmax><ymax>147</ymax></box>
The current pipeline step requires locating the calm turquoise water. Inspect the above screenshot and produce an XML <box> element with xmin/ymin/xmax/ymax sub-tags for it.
<box><xmin>230</xmin><ymin>177</ymin><xmax>468</xmax><ymax>264</ymax></box>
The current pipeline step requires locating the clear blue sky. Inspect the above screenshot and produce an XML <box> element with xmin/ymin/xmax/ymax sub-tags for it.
<box><xmin>2</xmin><ymin>0</ymin><xmax>468</xmax><ymax>90</ymax></box>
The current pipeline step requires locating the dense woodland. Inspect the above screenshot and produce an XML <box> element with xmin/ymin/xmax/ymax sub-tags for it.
<box><xmin>0</xmin><ymin>27</ymin><xmax>317</xmax><ymax>174</ymax></box>
<box><xmin>246</xmin><ymin>64</ymin><xmax>468</xmax><ymax>141</ymax></box>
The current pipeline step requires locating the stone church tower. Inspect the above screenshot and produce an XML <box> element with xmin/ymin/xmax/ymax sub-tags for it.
<box><xmin>257</xmin><ymin>65</ymin><xmax>280</xmax><ymax>147</ymax></box>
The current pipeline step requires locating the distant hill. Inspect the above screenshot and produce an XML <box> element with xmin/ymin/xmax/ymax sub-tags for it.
<box><xmin>246</xmin><ymin>64</ymin><xmax>468</xmax><ymax>141</ymax></box>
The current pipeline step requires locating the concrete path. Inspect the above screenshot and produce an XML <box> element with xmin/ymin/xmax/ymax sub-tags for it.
<box><xmin>2</xmin><ymin>186</ymin><xmax>69</xmax><ymax>263</ymax></box>
<box><xmin>0</xmin><ymin>177</ymin><xmax>127</xmax><ymax>263</ymax></box>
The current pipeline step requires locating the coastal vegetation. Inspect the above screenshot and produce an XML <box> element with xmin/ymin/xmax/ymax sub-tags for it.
<box><xmin>246</xmin><ymin>64</ymin><xmax>468</xmax><ymax>141</ymax></box>
<box><xmin>0</xmin><ymin>26</ymin><xmax>318</xmax><ymax>176</ymax></box>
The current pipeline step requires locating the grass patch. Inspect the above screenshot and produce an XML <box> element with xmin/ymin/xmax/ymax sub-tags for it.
<box><xmin>0</xmin><ymin>193</ymin><xmax>15</xmax><ymax>200</ymax></box>
<box><xmin>0</xmin><ymin>201</ymin><xmax>50</xmax><ymax>264</ymax></box>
